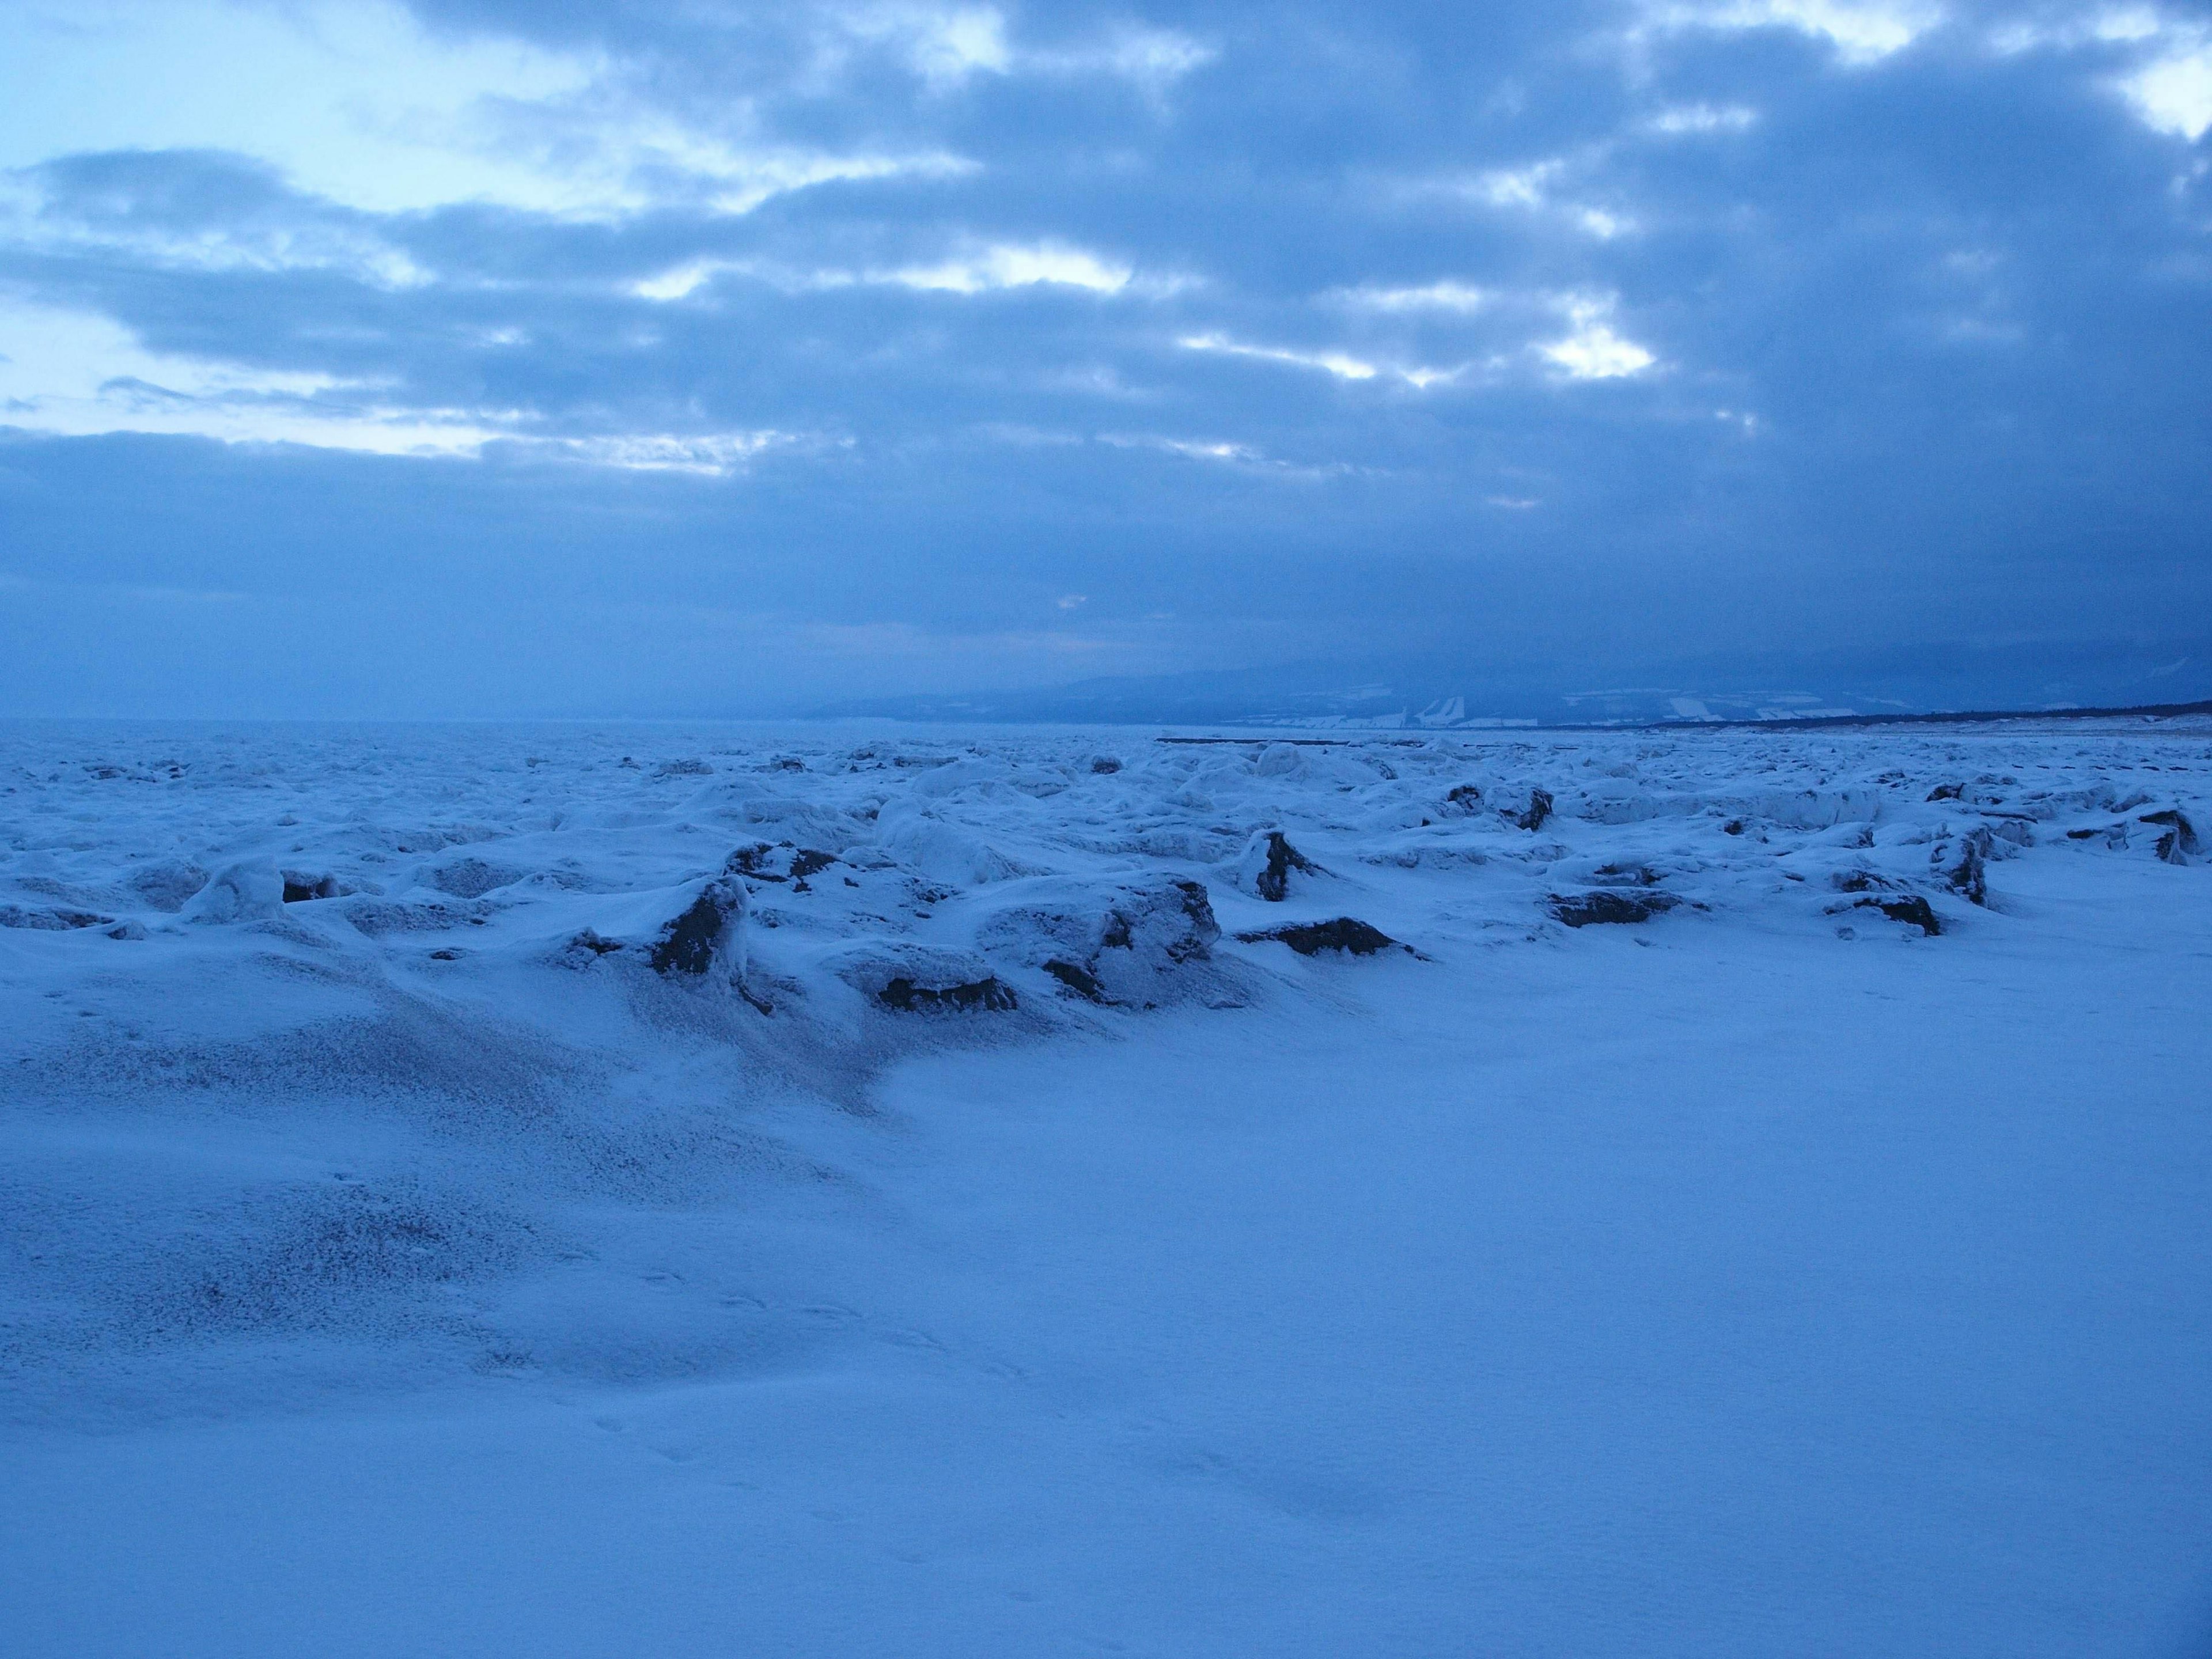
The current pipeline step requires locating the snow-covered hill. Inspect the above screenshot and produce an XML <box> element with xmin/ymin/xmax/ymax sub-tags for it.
<box><xmin>4</xmin><ymin>717</ymin><xmax>2210</xmax><ymax>1656</ymax></box>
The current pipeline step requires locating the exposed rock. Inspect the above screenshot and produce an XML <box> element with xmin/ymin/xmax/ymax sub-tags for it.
<box><xmin>1043</xmin><ymin>959</ymin><xmax>1108</xmax><ymax>1001</ymax></box>
<box><xmin>1927</xmin><ymin>782</ymin><xmax>1964</xmax><ymax>801</ymax></box>
<box><xmin>1934</xmin><ymin>830</ymin><xmax>1990</xmax><ymax>906</ymax></box>
<box><xmin>878</xmin><ymin>975</ymin><xmax>1019</xmax><ymax>1013</ymax></box>
<box><xmin>1547</xmin><ymin>890</ymin><xmax>1680</xmax><ymax>927</ymax></box>
<box><xmin>1505</xmin><ymin>788</ymin><xmax>1554</xmax><ymax>832</ymax></box>
<box><xmin>1238</xmin><ymin>830</ymin><xmax>1321</xmax><ymax>902</ymax></box>
<box><xmin>977</xmin><ymin>877</ymin><xmax>1225</xmax><ymax>1007</ymax></box>
<box><xmin>1853</xmin><ymin>895</ymin><xmax>1941</xmax><ymax>935</ymax></box>
<box><xmin>1235</xmin><ymin>917</ymin><xmax>1404</xmax><ymax>956</ymax></box>
<box><xmin>827</xmin><ymin>942</ymin><xmax>1017</xmax><ymax>1014</ymax></box>
<box><xmin>649</xmin><ymin>878</ymin><xmax>747</xmax><ymax>978</ymax></box>
<box><xmin>1089</xmin><ymin>756</ymin><xmax>1123</xmax><ymax>775</ymax></box>
<box><xmin>725</xmin><ymin>843</ymin><xmax>839</xmax><ymax>884</ymax></box>
<box><xmin>1442</xmin><ymin>783</ymin><xmax>1484</xmax><ymax>815</ymax></box>
<box><xmin>2140</xmin><ymin>808</ymin><xmax>2200</xmax><ymax>863</ymax></box>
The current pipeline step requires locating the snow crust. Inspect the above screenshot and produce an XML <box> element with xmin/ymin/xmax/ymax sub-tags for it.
<box><xmin>4</xmin><ymin>717</ymin><xmax>2211</xmax><ymax>1655</ymax></box>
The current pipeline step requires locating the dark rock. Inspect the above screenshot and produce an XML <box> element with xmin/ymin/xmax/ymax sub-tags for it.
<box><xmin>1927</xmin><ymin>782</ymin><xmax>1964</xmax><ymax>801</ymax></box>
<box><xmin>1862</xmin><ymin>895</ymin><xmax>1941</xmax><ymax>935</ymax></box>
<box><xmin>1505</xmin><ymin>789</ymin><xmax>1554</xmax><ymax>832</ymax></box>
<box><xmin>1043</xmin><ymin>959</ymin><xmax>1109</xmax><ymax>1001</ymax></box>
<box><xmin>649</xmin><ymin>878</ymin><xmax>745</xmax><ymax>977</ymax></box>
<box><xmin>978</xmin><ymin>877</ymin><xmax>1224</xmax><ymax>1009</ymax></box>
<box><xmin>1722</xmin><ymin>819</ymin><xmax>1745</xmax><ymax>836</ymax></box>
<box><xmin>878</xmin><ymin>975</ymin><xmax>1018</xmax><ymax>1013</ymax></box>
<box><xmin>2140</xmin><ymin>809</ymin><xmax>2200</xmax><ymax>863</ymax></box>
<box><xmin>1934</xmin><ymin>831</ymin><xmax>1990</xmax><ymax>906</ymax></box>
<box><xmin>1547</xmin><ymin>891</ymin><xmax>1680</xmax><ymax>927</ymax></box>
<box><xmin>1089</xmin><ymin>756</ymin><xmax>1123</xmax><ymax>774</ymax></box>
<box><xmin>725</xmin><ymin>843</ymin><xmax>783</xmax><ymax>881</ymax></box>
<box><xmin>1236</xmin><ymin>916</ymin><xmax>1403</xmax><ymax>956</ymax></box>
<box><xmin>1243</xmin><ymin>830</ymin><xmax>1320</xmax><ymax>902</ymax></box>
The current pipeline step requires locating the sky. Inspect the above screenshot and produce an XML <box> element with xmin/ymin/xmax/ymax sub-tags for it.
<box><xmin>0</xmin><ymin>0</ymin><xmax>2208</xmax><ymax>718</ymax></box>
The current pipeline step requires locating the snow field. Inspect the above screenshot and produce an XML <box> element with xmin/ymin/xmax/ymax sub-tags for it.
<box><xmin>3</xmin><ymin>716</ymin><xmax>2210</xmax><ymax>1654</ymax></box>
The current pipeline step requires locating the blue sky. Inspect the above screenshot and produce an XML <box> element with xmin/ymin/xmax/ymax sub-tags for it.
<box><xmin>1</xmin><ymin>0</ymin><xmax>2208</xmax><ymax>716</ymax></box>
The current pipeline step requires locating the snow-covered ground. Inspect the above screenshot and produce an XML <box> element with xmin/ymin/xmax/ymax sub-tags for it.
<box><xmin>4</xmin><ymin>716</ymin><xmax>2210</xmax><ymax>1656</ymax></box>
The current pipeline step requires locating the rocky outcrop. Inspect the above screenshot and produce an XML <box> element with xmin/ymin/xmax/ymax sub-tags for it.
<box><xmin>1505</xmin><ymin>789</ymin><xmax>1553</xmax><ymax>832</ymax></box>
<box><xmin>1234</xmin><ymin>917</ymin><xmax>1404</xmax><ymax>957</ymax></box>
<box><xmin>2141</xmin><ymin>809</ymin><xmax>2199</xmax><ymax>864</ymax></box>
<box><xmin>649</xmin><ymin>878</ymin><xmax>748</xmax><ymax>978</ymax></box>
<box><xmin>976</xmin><ymin>877</ymin><xmax>1225</xmax><ymax>1007</ymax></box>
<box><xmin>1238</xmin><ymin>830</ymin><xmax>1320</xmax><ymax>902</ymax></box>
<box><xmin>1547</xmin><ymin>891</ymin><xmax>1680</xmax><ymax>927</ymax></box>
<box><xmin>824</xmin><ymin>942</ymin><xmax>1018</xmax><ymax>1014</ymax></box>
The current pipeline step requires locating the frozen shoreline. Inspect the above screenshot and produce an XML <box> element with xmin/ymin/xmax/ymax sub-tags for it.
<box><xmin>4</xmin><ymin>718</ymin><xmax>2209</xmax><ymax>1654</ymax></box>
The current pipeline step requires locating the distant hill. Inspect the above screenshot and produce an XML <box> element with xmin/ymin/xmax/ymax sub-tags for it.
<box><xmin>814</xmin><ymin>638</ymin><xmax>2212</xmax><ymax>730</ymax></box>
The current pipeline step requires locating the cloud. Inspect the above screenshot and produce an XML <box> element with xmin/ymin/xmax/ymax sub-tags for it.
<box><xmin>2124</xmin><ymin>36</ymin><xmax>2212</xmax><ymax>139</ymax></box>
<box><xmin>1635</xmin><ymin>0</ymin><xmax>1945</xmax><ymax>65</ymax></box>
<box><xmin>1338</xmin><ymin>281</ymin><xmax>1493</xmax><ymax>313</ymax></box>
<box><xmin>883</xmin><ymin>242</ymin><xmax>1132</xmax><ymax>294</ymax></box>
<box><xmin>1536</xmin><ymin>296</ymin><xmax>1658</xmax><ymax>380</ymax></box>
<box><xmin>1</xmin><ymin>0</ymin><xmax>2208</xmax><ymax>715</ymax></box>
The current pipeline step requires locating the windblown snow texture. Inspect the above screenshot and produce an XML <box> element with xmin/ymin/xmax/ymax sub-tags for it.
<box><xmin>3</xmin><ymin>717</ymin><xmax>2211</xmax><ymax>1657</ymax></box>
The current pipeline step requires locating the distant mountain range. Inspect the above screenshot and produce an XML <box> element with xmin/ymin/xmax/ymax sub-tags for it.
<box><xmin>816</xmin><ymin>639</ymin><xmax>2212</xmax><ymax>729</ymax></box>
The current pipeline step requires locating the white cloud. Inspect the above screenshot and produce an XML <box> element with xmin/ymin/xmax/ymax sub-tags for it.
<box><xmin>2126</xmin><ymin>36</ymin><xmax>2212</xmax><ymax>139</ymax></box>
<box><xmin>1980</xmin><ymin>9</ymin><xmax>2212</xmax><ymax>143</ymax></box>
<box><xmin>1536</xmin><ymin>296</ymin><xmax>1658</xmax><ymax>379</ymax></box>
<box><xmin>0</xmin><ymin>295</ymin><xmax>791</xmax><ymax>471</ymax></box>
<box><xmin>1637</xmin><ymin>0</ymin><xmax>1942</xmax><ymax>65</ymax></box>
<box><xmin>887</xmin><ymin>243</ymin><xmax>1133</xmax><ymax>294</ymax></box>
<box><xmin>1649</xmin><ymin>103</ymin><xmax>1759</xmax><ymax>134</ymax></box>
<box><xmin>536</xmin><ymin>432</ymin><xmax>797</xmax><ymax>475</ymax></box>
<box><xmin>1442</xmin><ymin>160</ymin><xmax>1631</xmax><ymax>237</ymax></box>
<box><xmin>1100</xmin><ymin>431</ymin><xmax>1266</xmax><ymax>463</ymax></box>
<box><xmin>1472</xmin><ymin>161</ymin><xmax>1563</xmax><ymax>207</ymax></box>
<box><xmin>838</xmin><ymin>3</ymin><xmax>1012</xmax><ymax>86</ymax></box>
<box><xmin>1178</xmin><ymin>333</ymin><xmax>1377</xmax><ymax>381</ymax></box>
<box><xmin>0</xmin><ymin>173</ymin><xmax>432</xmax><ymax>290</ymax></box>
<box><xmin>1027</xmin><ymin>26</ymin><xmax>1217</xmax><ymax>91</ymax></box>
<box><xmin>1177</xmin><ymin>334</ymin><xmax>1466</xmax><ymax>390</ymax></box>
<box><xmin>1342</xmin><ymin>281</ymin><xmax>1492</xmax><ymax>313</ymax></box>
<box><xmin>0</xmin><ymin>0</ymin><xmax>977</xmax><ymax>222</ymax></box>
<box><xmin>632</xmin><ymin>243</ymin><xmax>1145</xmax><ymax>302</ymax></box>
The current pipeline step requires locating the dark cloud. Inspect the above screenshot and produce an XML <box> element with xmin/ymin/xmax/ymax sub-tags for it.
<box><xmin>1</xmin><ymin>0</ymin><xmax>2207</xmax><ymax>715</ymax></box>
